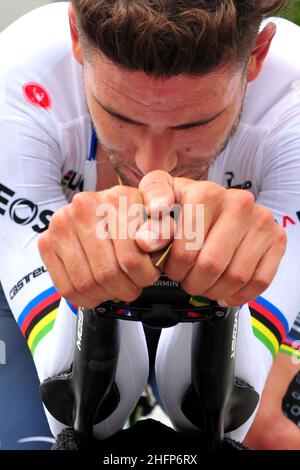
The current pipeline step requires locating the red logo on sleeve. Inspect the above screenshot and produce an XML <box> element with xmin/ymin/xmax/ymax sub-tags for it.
<box><xmin>23</xmin><ymin>83</ymin><xmax>52</xmax><ymax>110</ymax></box>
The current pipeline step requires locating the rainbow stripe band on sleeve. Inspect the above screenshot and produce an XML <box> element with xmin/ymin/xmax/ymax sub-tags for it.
<box><xmin>17</xmin><ymin>287</ymin><xmax>77</xmax><ymax>357</ymax></box>
<box><xmin>66</xmin><ymin>299</ymin><xmax>78</xmax><ymax>316</ymax></box>
<box><xmin>18</xmin><ymin>286</ymin><xmax>60</xmax><ymax>356</ymax></box>
<box><xmin>249</xmin><ymin>297</ymin><xmax>289</xmax><ymax>360</ymax></box>
<box><xmin>280</xmin><ymin>335</ymin><xmax>300</xmax><ymax>361</ymax></box>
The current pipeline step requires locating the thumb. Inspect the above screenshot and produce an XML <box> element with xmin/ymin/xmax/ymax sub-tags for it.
<box><xmin>139</xmin><ymin>170</ymin><xmax>175</xmax><ymax>219</ymax></box>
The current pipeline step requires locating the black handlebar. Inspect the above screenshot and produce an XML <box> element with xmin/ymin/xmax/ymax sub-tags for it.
<box><xmin>40</xmin><ymin>275</ymin><xmax>259</xmax><ymax>450</ymax></box>
<box><xmin>99</xmin><ymin>274</ymin><xmax>229</xmax><ymax>328</ymax></box>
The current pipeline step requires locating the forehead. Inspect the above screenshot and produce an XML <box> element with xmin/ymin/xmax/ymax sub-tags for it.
<box><xmin>87</xmin><ymin>51</ymin><xmax>242</xmax><ymax>112</ymax></box>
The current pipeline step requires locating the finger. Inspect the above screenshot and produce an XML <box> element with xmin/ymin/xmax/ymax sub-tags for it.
<box><xmin>71</xmin><ymin>192</ymin><xmax>145</xmax><ymax>302</ymax></box>
<box><xmin>72</xmin><ymin>186</ymin><xmax>160</xmax><ymax>302</ymax></box>
<box><xmin>135</xmin><ymin>214</ymin><xmax>176</xmax><ymax>252</ymax></box>
<box><xmin>164</xmin><ymin>181</ymin><xmax>225</xmax><ymax>282</ymax></box>
<box><xmin>219</xmin><ymin>235</ymin><xmax>287</xmax><ymax>306</ymax></box>
<box><xmin>47</xmin><ymin>211</ymin><xmax>115</xmax><ymax>304</ymax></box>
<box><xmin>179</xmin><ymin>190</ymin><xmax>255</xmax><ymax>294</ymax></box>
<box><xmin>110</xmin><ymin>191</ymin><xmax>161</xmax><ymax>287</ymax></box>
<box><xmin>139</xmin><ymin>170</ymin><xmax>175</xmax><ymax>218</ymax></box>
<box><xmin>38</xmin><ymin>235</ymin><xmax>108</xmax><ymax>308</ymax></box>
<box><xmin>202</xmin><ymin>215</ymin><xmax>278</xmax><ymax>301</ymax></box>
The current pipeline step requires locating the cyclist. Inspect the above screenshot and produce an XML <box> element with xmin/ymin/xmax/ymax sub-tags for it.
<box><xmin>0</xmin><ymin>0</ymin><xmax>299</xmax><ymax>450</ymax></box>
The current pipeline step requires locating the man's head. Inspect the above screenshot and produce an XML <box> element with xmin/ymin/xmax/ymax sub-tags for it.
<box><xmin>69</xmin><ymin>0</ymin><xmax>286</xmax><ymax>186</ymax></box>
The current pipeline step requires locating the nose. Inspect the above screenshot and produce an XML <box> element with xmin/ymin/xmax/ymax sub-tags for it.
<box><xmin>135</xmin><ymin>129</ymin><xmax>178</xmax><ymax>175</ymax></box>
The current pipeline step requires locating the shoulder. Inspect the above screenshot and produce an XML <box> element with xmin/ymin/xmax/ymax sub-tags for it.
<box><xmin>0</xmin><ymin>2</ymin><xmax>88</xmax><ymax>124</ymax></box>
<box><xmin>242</xmin><ymin>18</ymin><xmax>300</xmax><ymax>132</ymax></box>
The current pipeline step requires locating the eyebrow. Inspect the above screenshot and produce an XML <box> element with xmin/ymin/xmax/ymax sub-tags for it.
<box><xmin>94</xmin><ymin>97</ymin><xmax>227</xmax><ymax>130</ymax></box>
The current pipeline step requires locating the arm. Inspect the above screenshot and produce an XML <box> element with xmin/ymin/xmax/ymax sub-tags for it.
<box><xmin>0</xmin><ymin>106</ymin><xmax>80</xmax><ymax>436</ymax></box>
<box><xmin>143</xmin><ymin>128</ymin><xmax>300</xmax><ymax>442</ymax></box>
<box><xmin>224</xmin><ymin>128</ymin><xmax>300</xmax><ymax>442</ymax></box>
<box><xmin>0</xmin><ymin>107</ymin><xmax>158</xmax><ymax>439</ymax></box>
<box><xmin>249</xmin><ymin>128</ymin><xmax>300</xmax><ymax>362</ymax></box>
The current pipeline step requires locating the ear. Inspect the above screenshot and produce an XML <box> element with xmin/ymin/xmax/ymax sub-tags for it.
<box><xmin>247</xmin><ymin>22</ymin><xmax>276</xmax><ymax>83</ymax></box>
<box><xmin>68</xmin><ymin>3</ymin><xmax>84</xmax><ymax>65</ymax></box>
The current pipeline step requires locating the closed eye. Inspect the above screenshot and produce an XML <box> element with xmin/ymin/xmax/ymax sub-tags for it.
<box><xmin>94</xmin><ymin>96</ymin><xmax>227</xmax><ymax>131</ymax></box>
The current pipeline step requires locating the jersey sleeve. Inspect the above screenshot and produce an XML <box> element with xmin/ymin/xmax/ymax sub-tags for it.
<box><xmin>0</xmin><ymin>98</ymin><xmax>150</xmax><ymax>441</ymax></box>
<box><xmin>0</xmin><ymin>85</ymin><xmax>78</xmax><ymax>392</ymax></box>
<box><xmin>248</xmin><ymin>125</ymin><xmax>300</xmax><ymax>363</ymax></box>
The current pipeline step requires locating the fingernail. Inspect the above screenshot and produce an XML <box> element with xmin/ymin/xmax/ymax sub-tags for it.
<box><xmin>136</xmin><ymin>230</ymin><xmax>159</xmax><ymax>243</ymax></box>
<box><xmin>218</xmin><ymin>300</ymin><xmax>228</xmax><ymax>307</ymax></box>
<box><xmin>149</xmin><ymin>197</ymin><xmax>170</xmax><ymax>216</ymax></box>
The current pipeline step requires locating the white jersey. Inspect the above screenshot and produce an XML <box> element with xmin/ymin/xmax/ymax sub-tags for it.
<box><xmin>0</xmin><ymin>2</ymin><xmax>300</xmax><ymax>442</ymax></box>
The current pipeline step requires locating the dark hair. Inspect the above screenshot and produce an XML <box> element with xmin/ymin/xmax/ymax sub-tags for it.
<box><xmin>72</xmin><ymin>0</ymin><xmax>287</xmax><ymax>76</ymax></box>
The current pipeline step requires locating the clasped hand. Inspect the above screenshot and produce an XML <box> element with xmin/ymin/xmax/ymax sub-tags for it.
<box><xmin>39</xmin><ymin>170</ymin><xmax>286</xmax><ymax>308</ymax></box>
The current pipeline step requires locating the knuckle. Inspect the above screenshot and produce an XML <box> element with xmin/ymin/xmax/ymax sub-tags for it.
<box><xmin>38</xmin><ymin>232</ymin><xmax>49</xmax><ymax>254</ymax></box>
<box><xmin>74</xmin><ymin>278</ymin><xmax>95</xmax><ymax>295</ymax></box>
<box><xmin>205</xmin><ymin>182</ymin><xmax>225</xmax><ymax>200</ymax></box>
<box><xmin>58</xmin><ymin>285</ymin><xmax>76</xmax><ymax>301</ymax></box>
<box><xmin>277</xmin><ymin>226</ymin><xmax>287</xmax><ymax>249</ymax></box>
<box><xmin>105</xmin><ymin>186</ymin><xmax>125</xmax><ymax>204</ymax></box>
<box><xmin>99</xmin><ymin>190</ymin><xmax>114</xmax><ymax>209</ymax></box>
<box><xmin>50</xmin><ymin>210</ymin><xmax>66</xmax><ymax>232</ymax></box>
<box><xmin>225</xmin><ymin>268</ymin><xmax>249</xmax><ymax>287</ymax></box>
<box><xmin>198</xmin><ymin>254</ymin><xmax>223</xmax><ymax>277</ymax></box>
<box><xmin>72</xmin><ymin>192</ymin><xmax>91</xmax><ymax>214</ymax></box>
<box><xmin>119</xmin><ymin>251</ymin><xmax>141</xmax><ymax>271</ymax></box>
<box><xmin>228</xmin><ymin>189</ymin><xmax>255</xmax><ymax>211</ymax></box>
<box><xmin>250</xmin><ymin>275</ymin><xmax>271</xmax><ymax>293</ymax></box>
<box><xmin>94</xmin><ymin>267</ymin><xmax>117</xmax><ymax>286</ymax></box>
<box><xmin>106</xmin><ymin>185</ymin><xmax>139</xmax><ymax>205</ymax></box>
<box><xmin>255</xmin><ymin>208</ymin><xmax>274</xmax><ymax>229</ymax></box>
<box><xmin>72</xmin><ymin>193</ymin><xmax>100</xmax><ymax>221</ymax></box>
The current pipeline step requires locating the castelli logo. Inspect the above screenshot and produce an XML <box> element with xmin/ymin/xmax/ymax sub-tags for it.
<box><xmin>23</xmin><ymin>83</ymin><xmax>52</xmax><ymax>109</ymax></box>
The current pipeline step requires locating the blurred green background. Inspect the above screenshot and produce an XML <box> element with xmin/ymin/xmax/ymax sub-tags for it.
<box><xmin>281</xmin><ymin>0</ymin><xmax>300</xmax><ymax>24</ymax></box>
<box><xmin>0</xmin><ymin>0</ymin><xmax>300</xmax><ymax>32</ymax></box>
